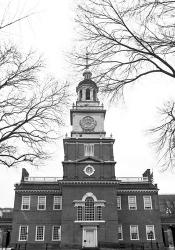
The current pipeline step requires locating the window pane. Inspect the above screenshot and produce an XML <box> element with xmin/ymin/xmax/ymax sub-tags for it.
<box><xmin>38</xmin><ymin>196</ymin><xmax>46</xmax><ymax>210</ymax></box>
<box><xmin>36</xmin><ymin>226</ymin><xmax>44</xmax><ymax>241</ymax></box>
<box><xmin>21</xmin><ymin>196</ymin><xmax>30</xmax><ymax>210</ymax></box>
<box><xmin>144</xmin><ymin>196</ymin><xmax>152</xmax><ymax>210</ymax></box>
<box><xmin>130</xmin><ymin>225</ymin><xmax>139</xmax><ymax>240</ymax></box>
<box><xmin>53</xmin><ymin>196</ymin><xmax>62</xmax><ymax>210</ymax></box>
<box><xmin>118</xmin><ymin>225</ymin><xmax>123</xmax><ymax>240</ymax></box>
<box><xmin>128</xmin><ymin>196</ymin><xmax>137</xmax><ymax>210</ymax></box>
<box><xmin>146</xmin><ymin>225</ymin><xmax>155</xmax><ymax>240</ymax></box>
<box><xmin>19</xmin><ymin>226</ymin><xmax>28</xmax><ymax>241</ymax></box>
<box><xmin>77</xmin><ymin>206</ymin><xmax>83</xmax><ymax>221</ymax></box>
<box><xmin>85</xmin><ymin>197</ymin><xmax>94</xmax><ymax>221</ymax></box>
<box><xmin>96</xmin><ymin>206</ymin><xmax>102</xmax><ymax>220</ymax></box>
<box><xmin>52</xmin><ymin>226</ymin><xmax>61</xmax><ymax>241</ymax></box>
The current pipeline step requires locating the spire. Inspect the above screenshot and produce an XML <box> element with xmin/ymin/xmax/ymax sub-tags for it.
<box><xmin>85</xmin><ymin>51</ymin><xmax>89</xmax><ymax>70</ymax></box>
<box><xmin>83</xmin><ymin>50</ymin><xmax>92</xmax><ymax>80</ymax></box>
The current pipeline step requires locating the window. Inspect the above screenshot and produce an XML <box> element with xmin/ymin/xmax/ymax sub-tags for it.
<box><xmin>75</xmin><ymin>193</ymin><xmax>104</xmax><ymax>222</ymax></box>
<box><xmin>93</xmin><ymin>89</ymin><xmax>96</xmax><ymax>101</ymax></box>
<box><xmin>117</xmin><ymin>196</ymin><xmax>121</xmax><ymax>210</ymax></box>
<box><xmin>118</xmin><ymin>225</ymin><xmax>123</xmax><ymax>240</ymax></box>
<box><xmin>85</xmin><ymin>197</ymin><xmax>94</xmax><ymax>221</ymax></box>
<box><xmin>146</xmin><ymin>225</ymin><xmax>155</xmax><ymax>240</ymax></box>
<box><xmin>37</xmin><ymin>196</ymin><xmax>46</xmax><ymax>210</ymax></box>
<box><xmin>77</xmin><ymin>206</ymin><xmax>83</xmax><ymax>221</ymax></box>
<box><xmin>143</xmin><ymin>196</ymin><xmax>152</xmax><ymax>210</ymax></box>
<box><xmin>19</xmin><ymin>226</ymin><xmax>28</xmax><ymax>241</ymax></box>
<box><xmin>79</xmin><ymin>89</ymin><xmax>82</xmax><ymax>100</ymax></box>
<box><xmin>86</xmin><ymin>88</ymin><xmax>90</xmax><ymax>100</ymax></box>
<box><xmin>84</xmin><ymin>144</ymin><xmax>94</xmax><ymax>157</ymax></box>
<box><xmin>96</xmin><ymin>206</ymin><xmax>102</xmax><ymax>220</ymax></box>
<box><xmin>130</xmin><ymin>225</ymin><xmax>139</xmax><ymax>240</ymax></box>
<box><xmin>128</xmin><ymin>196</ymin><xmax>137</xmax><ymax>210</ymax></box>
<box><xmin>35</xmin><ymin>226</ymin><xmax>45</xmax><ymax>241</ymax></box>
<box><xmin>53</xmin><ymin>196</ymin><xmax>62</xmax><ymax>210</ymax></box>
<box><xmin>52</xmin><ymin>226</ymin><xmax>61</xmax><ymax>241</ymax></box>
<box><xmin>21</xmin><ymin>196</ymin><xmax>30</xmax><ymax>210</ymax></box>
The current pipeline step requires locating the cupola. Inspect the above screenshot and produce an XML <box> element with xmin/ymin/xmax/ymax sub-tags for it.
<box><xmin>76</xmin><ymin>53</ymin><xmax>98</xmax><ymax>102</ymax></box>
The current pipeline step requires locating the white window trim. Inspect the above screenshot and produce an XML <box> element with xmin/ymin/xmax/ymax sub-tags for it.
<box><xmin>18</xmin><ymin>225</ymin><xmax>28</xmax><ymax>241</ymax></box>
<box><xmin>52</xmin><ymin>225</ymin><xmax>61</xmax><ymax>241</ymax></box>
<box><xmin>117</xmin><ymin>196</ymin><xmax>121</xmax><ymax>210</ymax></box>
<box><xmin>53</xmin><ymin>196</ymin><xmax>62</xmax><ymax>210</ymax></box>
<box><xmin>146</xmin><ymin>225</ymin><xmax>155</xmax><ymax>240</ymax></box>
<box><xmin>118</xmin><ymin>225</ymin><xmax>123</xmax><ymax>240</ymax></box>
<box><xmin>37</xmin><ymin>196</ymin><xmax>46</xmax><ymax>210</ymax></box>
<box><xmin>21</xmin><ymin>196</ymin><xmax>30</xmax><ymax>210</ymax></box>
<box><xmin>35</xmin><ymin>226</ymin><xmax>45</xmax><ymax>241</ymax></box>
<box><xmin>128</xmin><ymin>196</ymin><xmax>137</xmax><ymax>210</ymax></box>
<box><xmin>143</xmin><ymin>196</ymin><xmax>152</xmax><ymax>210</ymax></box>
<box><xmin>130</xmin><ymin>225</ymin><xmax>139</xmax><ymax>240</ymax></box>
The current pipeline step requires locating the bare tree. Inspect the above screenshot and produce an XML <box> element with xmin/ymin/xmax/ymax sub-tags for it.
<box><xmin>76</xmin><ymin>0</ymin><xmax>175</xmax><ymax>97</ymax></box>
<box><xmin>0</xmin><ymin>45</ymin><xmax>69</xmax><ymax>167</ymax></box>
<box><xmin>149</xmin><ymin>102</ymin><xmax>175</xmax><ymax>170</ymax></box>
<box><xmin>76</xmin><ymin>0</ymin><xmax>175</xmax><ymax>169</ymax></box>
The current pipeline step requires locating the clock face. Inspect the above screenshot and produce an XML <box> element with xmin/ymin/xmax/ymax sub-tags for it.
<box><xmin>84</xmin><ymin>165</ymin><xmax>95</xmax><ymax>176</ymax></box>
<box><xmin>80</xmin><ymin>116</ymin><xmax>97</xmax><ymax>131</ymax></box>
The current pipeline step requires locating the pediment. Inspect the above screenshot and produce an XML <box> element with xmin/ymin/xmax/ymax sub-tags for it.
<box><xmin>76</xmin><ymin>156</ymin><xmax>103</xmax><ymax>163</ymax></box>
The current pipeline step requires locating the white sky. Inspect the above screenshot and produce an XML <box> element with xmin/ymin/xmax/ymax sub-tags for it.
<box><xmin>0</xmin><ymin>0</ymin><xmax>175</xmax><ymax>208</ymax></box>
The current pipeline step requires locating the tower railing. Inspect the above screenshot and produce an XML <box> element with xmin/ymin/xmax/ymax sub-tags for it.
<box><xmin>116</xmin><ymin>177</ymin><xmax>149</xmax><ymax>182</ymax></box>
<box><xmin>24</xmin><ymin>177</ymin><xmax>62</xmax><ymax>182</ymax></box>
<box><xmin>23</xmin><ymin>176</ymin><xmax>149</xmax><ymax>183</ymax></box>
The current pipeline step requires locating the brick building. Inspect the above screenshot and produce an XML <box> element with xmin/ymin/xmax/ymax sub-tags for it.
<box><xmin>10</xmin><ymin>66</ymin><xmax>164</xmax><ymax>249</ymax></box>
<box><xmin>0</xmin><ymin>208</ymin><xmax>13</xmax><ymax>248</ymax></box>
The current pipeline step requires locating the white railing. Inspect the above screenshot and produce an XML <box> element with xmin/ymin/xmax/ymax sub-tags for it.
<box><xmin>116</xmin><ymin>177</ymin><xmax>149</xmax><ymax>182</ymax></box>
<box><xmin>24</xmin><ymin>177</ymin><xmax>62</xmax><ymax>182</ymax></box>
<box><xmin>24</xmin><ymin>176</ymin><xmax>149</xmax><ymax>183</ymax></box>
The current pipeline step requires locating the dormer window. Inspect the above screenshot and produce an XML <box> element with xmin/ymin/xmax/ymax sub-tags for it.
<box><xmin>86</xmin><ymin>88</ymin><xmax>90</xmax><ymax>100</ymax></box>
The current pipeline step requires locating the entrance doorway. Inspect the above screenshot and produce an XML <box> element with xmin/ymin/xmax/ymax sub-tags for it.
<box><xmin>82</xmin><ymin>226</ymin><xmax>97</xmax><ymax>248</ymax></box>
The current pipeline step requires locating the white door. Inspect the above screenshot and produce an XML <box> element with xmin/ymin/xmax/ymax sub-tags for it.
<box><xmin>83</xmin><ymin>227</ymin><xmax>97</xmax><ymax>248</ymax></box>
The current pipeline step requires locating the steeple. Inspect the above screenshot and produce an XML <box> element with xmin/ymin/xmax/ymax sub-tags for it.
<box><xmin>70</xmin><ymin>54</ymin><xmax>106</xmax><ymax>138</ymax></box>
<box><xmin>83</xmin><ymin>52</ymin><xmax>92</xmax><ymax>80</ymax></box>
<box><xmin>76</xmin><ymin>53</ymin><xmax>98</xmax><ymax>103</ymax></box>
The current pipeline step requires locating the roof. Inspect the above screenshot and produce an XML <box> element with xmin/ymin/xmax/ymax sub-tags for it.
<box><xmin>76</xmin><ymin>78</ymin><xmax>98</xmax><ymax>91</ymax></box>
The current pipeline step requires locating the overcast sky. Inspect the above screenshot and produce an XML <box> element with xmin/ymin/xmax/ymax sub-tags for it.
<box><xmin>0</xmin><ymin>0</ymin><xmax>175</xmax><ymax>208</ymax></box>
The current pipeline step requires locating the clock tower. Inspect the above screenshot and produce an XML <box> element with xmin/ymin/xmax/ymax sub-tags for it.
<box><xmin>70</xmin><ymin>64</ymin><xmax>106</xmax><ymax>139</ymax></box>
<box><xmin>61</xmin><ymin>56</ymin><xmax>118</xmax><ymax>248</ymax></box>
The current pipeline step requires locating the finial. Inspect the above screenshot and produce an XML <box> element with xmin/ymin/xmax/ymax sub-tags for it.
<box><xmin>85</xmin><ymin>50</ymin><xmax>89</xmax><ymax>70</ymax></box>
<box><xmin>83</xmin><ymin>49</ymin><xmax>92</xmax><ymax>79</ymax></box>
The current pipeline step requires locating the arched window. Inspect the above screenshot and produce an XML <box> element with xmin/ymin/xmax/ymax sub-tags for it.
<box><xmin>85</xmin><ymin>197</ymin><xmax>94</xmax><ymax>221</ymax></box>
<box><xmin>86</xmin><ymin>88</ymin><xmax>90</xmax><ymax>100</ymax></box>
<box><xmin>79</xmin><ymin>89</ymin><xmax>82</xmax><ymax>100</ymax></box>
<box><xmin>74</xmin><ymin>192</ymin><xmax>104</xmax><ymax>221</ymax></box>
